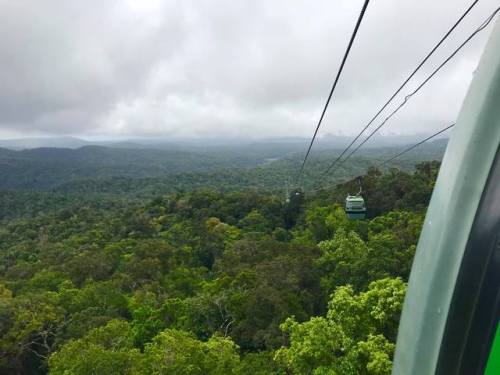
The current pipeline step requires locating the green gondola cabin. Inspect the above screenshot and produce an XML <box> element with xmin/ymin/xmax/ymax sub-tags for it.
<box><xmin>345</xmin><ymin>194</ymin><xmax>366</xmax><ymax>219</ymax></box>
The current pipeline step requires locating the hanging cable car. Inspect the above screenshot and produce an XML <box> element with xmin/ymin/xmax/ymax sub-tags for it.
<box><xmin>345</xmin><ymin>195</ymin><xmax>366</xmax><ymax>219</ymax></box>
<box><xmin>345</xmin><ymin>177</ymin><xmax>366</xmax><ymax>219</ymax></box>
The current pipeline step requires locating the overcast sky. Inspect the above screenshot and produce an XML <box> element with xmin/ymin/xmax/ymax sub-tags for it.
<box><xmin>0</xmin><ymin>0</ymin><xmax>498</xmax><ymax>140</ymax></box>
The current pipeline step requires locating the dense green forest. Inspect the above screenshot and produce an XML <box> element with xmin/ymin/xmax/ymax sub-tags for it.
<box><xmin>0</xmin><ymin>157</ymin><xmax>440</xmax><ymax>374</ymax></box>
<box><xmin>0</xmin><ymin>140</ymin><xmax>445</xmax><ymax>196</ymax></box>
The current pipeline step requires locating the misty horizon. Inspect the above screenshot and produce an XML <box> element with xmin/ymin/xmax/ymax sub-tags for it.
<box><xmin>0</xmin><ymin>131</ymin><xmax>451</xmax><ymax>151</ymax></box>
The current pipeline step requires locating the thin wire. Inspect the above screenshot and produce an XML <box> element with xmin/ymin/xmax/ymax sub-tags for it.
<box><xmin>378</xmin><ymin>123</ymin><xmax>455</xmax><ymax>166</ymax></box>
<box><xmin>318</xmin><ymin>0</ymin><xmax>479</xmax><ymax>181</ymax></box>
<box><xmin>313</xmin><ymin>123</ymin><xmax>455</xmax><ymax>193</ymax></box>
<box><xmin>296</xmin><ymin>0</ymin><xmax>370</xmax><ymax>185</ymax></box>
<box><xmin>327</xmin><ymin>6</ymin><xmax>500</xmax><ymax>178</ymax></box>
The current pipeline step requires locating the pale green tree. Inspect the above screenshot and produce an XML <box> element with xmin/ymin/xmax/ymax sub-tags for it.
<box><xmin>275</xmin><ymin>278</ymin><xmax>406</xmax><ymax>375</ymax></box>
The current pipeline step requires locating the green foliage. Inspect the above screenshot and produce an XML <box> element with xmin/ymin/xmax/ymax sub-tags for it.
<box><xmin>275</xmin><ymin>278</ymin><xmax>406</xmax><ymax>375</ymax></box>
<box><xmin>143</xmin><ymin>330</ymin><xmax>240</xmax><ymax>375</ymax></box>
<box><xmin>0</xmin><ymin>161</ymin><xmax>438</xmax><ymax>374</ymax></box>
<box><xmin>0</xmin><ymin>291</ymin><xmax>65</xmax><ymax>372</ymax></box>
<box><xmin>317</xmin><ymin>228</ymin><xmax>371</xmax><ymax>292</ymax></box>
<box><xmin>238</xmin><ymin>210</ymin><xmax>272</xmax><ymax>233</ymax></box>
<box><xmin>240</xmin><ymin>351</ymin><xmax>285</xmax><ymax>375</ymax></box>
<box><xmin>49</xmin><ymin>320</ymin><xmax>242</xmax><ymax>374</ymax></box>
<box><xmin>49</xmin><ymin>320</ymin><xmax>142</xmax><ymax>375</ymax></box>
<box><xmin>316</xmin><ymin>210</ymin><xmax>423</xmax><ymax>293</ymax></box>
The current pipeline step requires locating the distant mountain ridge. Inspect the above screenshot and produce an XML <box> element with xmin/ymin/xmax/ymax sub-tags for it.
<box><xmin>0</xmin><ymin>139</ymin><xmax>449</xmax><ymax>192</ymax></box>
<box><xmin>0</xmin><ymin>136</ymin><xmax>92</xmax><ymax>150</ymax></box>
<box><xmin>0</xmin><ymin>133</ymin><xmax>451</xmax><ymax>151</ymax></box>
<box><xmin>0</xmin><ymin>144</ymin><xmax>287</xmax><ymax>191</ymax></box>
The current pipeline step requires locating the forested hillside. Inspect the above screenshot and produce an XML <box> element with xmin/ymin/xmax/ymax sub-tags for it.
<box><xmin>0</xmin><ymin>146</ymin><xmax>268</xmax><ymax>190</ymax></box>
<box><xmin>0</xmin><ymin>140</ymin><xmax>446</xmax><ymax>194</ymax></box>
<box><xmin>0</xmin><ymin>161</ymin><xmax>440</xmax><ymax>374</ymax></box>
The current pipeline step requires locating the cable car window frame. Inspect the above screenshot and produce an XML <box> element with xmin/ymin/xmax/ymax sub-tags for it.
<box><xmin>436</xmin><ymin>146</ymin><xmax>500</xmax><ymax>374</ymax></box>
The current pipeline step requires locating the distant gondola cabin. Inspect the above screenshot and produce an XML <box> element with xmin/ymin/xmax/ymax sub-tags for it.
<box><xmin>345</xmin><ymin>195</ymin><xmax>366</xmax><ymax>219</ymax></box>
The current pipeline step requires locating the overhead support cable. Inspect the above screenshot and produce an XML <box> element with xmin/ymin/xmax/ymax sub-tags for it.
<box><xmin>320</xmin><ymin>5</ymin><xmax>500</xmax><ymax>181</ymax></box>
<box><xmin>313</xmin><ymin>123</ymin><xmax>455</xmax><ymax>193</ymax></box>
<box><xmin>316</xmin><ymin>0</ymin><xmax>480</xmax><ymax>181</ymax></box>
<box><xmin>378</xmin><ymin>123</ymin><xmax>455</xmax><ymax>166</ymax></box>
<box><xmin>296</xmin><ymin>0</ymin><xmax>370</xmax><ymax>184</ymax></box>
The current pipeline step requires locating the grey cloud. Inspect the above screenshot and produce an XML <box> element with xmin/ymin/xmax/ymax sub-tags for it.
<box><xmin>0</xmin><ymin>0</ymin><xmax>497</xmax><ymax>138</ymax></box>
